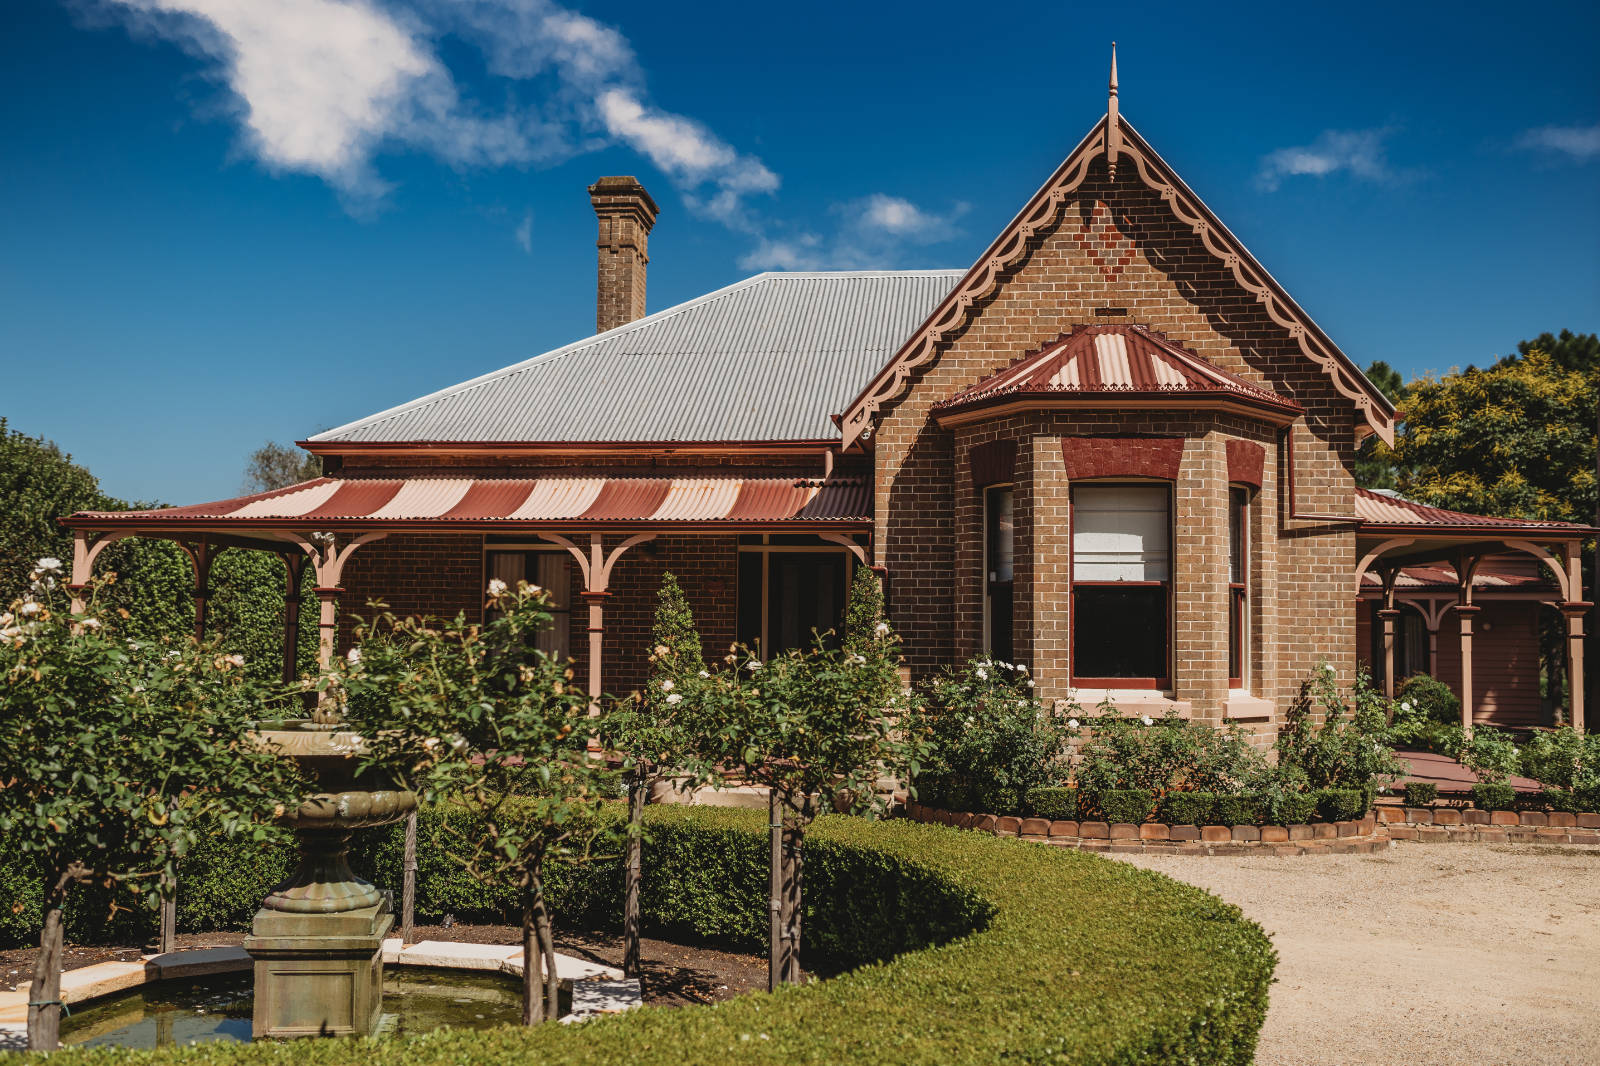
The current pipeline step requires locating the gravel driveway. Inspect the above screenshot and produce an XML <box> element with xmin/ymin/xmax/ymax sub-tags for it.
<box><xmin>1116</xmin><ymin>842</ymin><xmax>1600</xmax><ymax>1066</ymax></box>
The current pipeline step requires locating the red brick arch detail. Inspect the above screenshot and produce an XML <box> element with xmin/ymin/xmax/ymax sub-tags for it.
<box><xmin>1225</xmin><ymin>440</ymin><xmax>1265</xmax><ymax>489</ymax></box>
<box><xmin>970</xmin><ymin>439</ymin><xmax>1018</xmax><ymax>487</ymax></box>
<box><xmin>1060</xmin><ymin>436</ymin><xmax>1184</xmax><ymax>480</ymax></box>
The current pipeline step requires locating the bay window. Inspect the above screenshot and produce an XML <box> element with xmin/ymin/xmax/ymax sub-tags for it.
<box><xmin>1070</xmin><ymin>483</ymin><xmax>1171</xmax><ymax>686</ymax></box>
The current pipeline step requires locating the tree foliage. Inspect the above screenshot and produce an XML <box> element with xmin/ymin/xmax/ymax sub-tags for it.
<box><xmin>243</xmin><ymin>441</ymin><xmax>322</xmax><ymax>493</ymax></box>
<box><xmin>0</xmin><ymin>566</ymin><xmax>303</xmax><ymax>1049</ymax></box>
<box><xmin>335</xmin><ymin>584</ymin><xmax>616</xmax><ymax>1024</ymax></box>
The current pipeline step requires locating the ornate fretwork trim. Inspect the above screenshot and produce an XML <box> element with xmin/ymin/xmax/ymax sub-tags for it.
<box><xmin>836</xmin><ymin>115</ymin><xmax>1397</xmax><ymax>449</ymax></box>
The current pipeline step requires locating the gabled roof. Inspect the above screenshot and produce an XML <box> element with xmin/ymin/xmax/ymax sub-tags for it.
<box><xmin>307</xmin><ymin>270</ymin><xmax>961</xmax><ymax>449</ymax></box>
<box><xmin>66</xmin><ymin>473</ymin><xmax>872</xmax><ymax>531</ymax></box>
<box><xmin>1355</xmin><ymin>489</ymin><xmax>1593</xmax><ymax>535</ymax></box>
<box><xmin>931</xmin><ymin>324</ymin><xmax>1302</xmax><ymax>422</ymax></box>
<box><xmin>837</xmin><ymin>114</ymin><xmax>1399</xmax><ymax>448</ymax></box>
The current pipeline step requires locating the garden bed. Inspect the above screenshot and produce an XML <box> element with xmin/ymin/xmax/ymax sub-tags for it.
<box><xmin>904</xmin><ymin>801</ymin><xmax>1389</xmax><ymax>856</ymax></box>
<box><xmin>30</xmin><ymin>807</ymin><xmax>1275</xmax><ymax>1065</ymax></box>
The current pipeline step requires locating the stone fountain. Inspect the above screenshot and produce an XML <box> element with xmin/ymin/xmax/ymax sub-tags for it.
<box><xmin>243</xmin><ymin>721</ymin><xmax>417</xmax><ymax>1039</ymax></box>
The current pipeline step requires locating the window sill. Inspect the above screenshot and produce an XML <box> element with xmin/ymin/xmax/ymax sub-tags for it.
<box><xmin>1224</xmin><ymin>692</ymin><xmax>1275</xmax><ymax>722</ymax></box>
<box><xmin>1065</xmin><ymin>689</ymin><xmax>1193</xmax><ymax>717</ymax></box>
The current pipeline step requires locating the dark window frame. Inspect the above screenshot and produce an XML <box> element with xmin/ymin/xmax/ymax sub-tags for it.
<box><xmin>735</xmin><ymin>535</ymin><xmax>855</xmax><ymax>658</ymax></box>
<box><xmin>983</xmin><ymin>483</ymin><xmax>1015</xmax><ymax>662</ymax></box>
<box><xmin>1228</xmin><ymin>486</ymin><xmax>1249</xmax><ymax>689</ymax></box>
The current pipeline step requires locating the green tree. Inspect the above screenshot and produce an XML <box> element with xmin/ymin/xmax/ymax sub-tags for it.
<box><xmin>1353</xmin><ymin>361</ymin><xmax>1407</xmax><ymax>489</ymax></box>
<box><xmin>336</xmin><ymin>583</ymin><xmax>615</xmax><ymax>1024</ymax></box>
<box><xmin>599</xmin><ymin>571</ymin><xmax>706</xmax><ymax>978</ymax></box>
<box><xmin>243</xmin><ymin>441</ymin><xmax>322</xmax><ymax>492</ymax></box>
<box><xmin>680</xmin><ymin>571</ymin><xmax>920</xmax><ymax>987</ymax></box>
<box><xmin>1396</xmin><ymin>348</ymin><xmax>1596</xmax><ymax>523</ymax></box>
<box><xmin>1503</xmin><ymin>329</ymin><xmax>1599</xmax><ymax>374</ymax></box>
<box><xmin>0</xmin><ymin>566</ymin><xmax>302</xmax><ymax>1050</ymax></box>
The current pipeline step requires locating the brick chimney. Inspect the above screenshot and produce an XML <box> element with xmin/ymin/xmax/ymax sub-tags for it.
<box><xmin>588</xmin><ymin>176</ymin><xmax>659</xmax><ymax>333</ymax></box>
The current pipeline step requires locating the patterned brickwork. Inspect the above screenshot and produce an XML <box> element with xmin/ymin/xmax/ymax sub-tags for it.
<box><xmin>875</xmin><ymin>157</ymin><xmax>1357</xmax><ymax>719</ymax></box>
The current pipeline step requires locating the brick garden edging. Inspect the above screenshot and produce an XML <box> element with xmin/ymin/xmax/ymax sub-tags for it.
<box><xmin>1376</xmin><ymin>804</ymin><xmax>1600</xmax><ymax>845</ymax></box>
<box><xmin>902</xmin><ymin>801</ymin><xmax>1389</xmax><ymax>857</ymax></box>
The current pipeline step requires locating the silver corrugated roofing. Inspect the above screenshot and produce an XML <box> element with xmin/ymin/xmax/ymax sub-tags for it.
<box><xmin>310</xmin><ymin>270</ymin><xmax>963</xmax><ymax>445</ymax></box>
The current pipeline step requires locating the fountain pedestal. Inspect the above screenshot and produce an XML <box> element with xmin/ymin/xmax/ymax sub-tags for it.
<box><xmin>243</xmin><ymin>725</ymin><xmax>417</xmax><ymax>1040</ymax></box>
<box><xmin>245</xmin><ymin>901</ymin><xmax>392</xmax><ymax>1038</ymax></box>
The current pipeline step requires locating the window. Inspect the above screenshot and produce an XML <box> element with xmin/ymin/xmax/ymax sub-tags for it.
<box><xmin>984</xmin><ymin>485</ymin><xmax>1015</xmax><ymax>662</ymax></box>
<box><xmin>1071</xmin><ymin>483</ymin><xmax>1170</xmax><ymax>686</ymax></box>
<box><xmin>1228</xmin><ymin>487</ymin><xmax>1247</xmax><ymax>687</ymax></box>
<box><xmin>736</xmin><ymin>536</ymin><xmax>854</xmax><ymax>657</ymax></box>
<box><xmin>483</xmin><ymin>549</ymin><xmax>573</xmax><ymax>658</ymax></box>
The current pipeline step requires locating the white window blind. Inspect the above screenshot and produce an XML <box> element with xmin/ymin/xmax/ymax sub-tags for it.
<box><xmin>1072</xmin><ymin>485</ymin><xmax>1170</xmax><ymax>581</ymax></box>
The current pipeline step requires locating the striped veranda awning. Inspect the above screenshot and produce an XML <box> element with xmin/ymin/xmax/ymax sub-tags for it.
<box><xmin>65</xmin><ymin>474</ymin><xmax>872</xmax><ymax>533</ymax></box>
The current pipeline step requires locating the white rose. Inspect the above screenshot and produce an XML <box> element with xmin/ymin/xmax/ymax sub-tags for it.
<box><xmin>975</xmin><ymin>668</ymin><xmax>988</xmax><ymax>681</ymax></box>
<box><xmin>698</xmin><ymin>670</ymin><xmax>709</xmax><ymax>679</ymax></box>
<box><xmin>1068</xmin><ymin>718</ymin><xmax>1080</xmax><ymax>729</ymax></box>
<box><xmin>1140</xmin><ymin>715</ymin><xmax>1153</xmax><ymax>726</ymax></box>
<box><xmin>747</xmin><ymin>660</ymin><xmax>762</xmax><ymax>673</ymax></box>
<box><xmin>487</xmin><ymin>578</ymin><xmax>508</xmax><ymax>596</ymax></box>
<box><xmin>346</xmin><ymin>647</ymin><xmax>362</xmax><ymax>663</ymax></box>
<box><xmin>0</xmin><ymin>612</ymin><xmax>11</xmax><ymax>626</ymax></box>
<box><xmin>225</xmin><ymin>654</ymin><xmax>246</xmax><ymax>668</ymax></box>
<box><xmin>80</xmin><ymin>618</ymin><xmax>102</xmax><ymax>630</ymax></box>
<box><xmin>1400</xmin><ymin>701</ymin><xmax>1412</xmax><ymax>712</ymax></box>
<box><xmin>874</xmin><ymin>621</ymin><xmax>890</xmax><ymax>637</ymax></box>
<box><xmin>1017</xmin><ymin>664</ymin><xmax>1028</xmax><ymax>674</ymax></box>
<box><xmin>660</xmin><ymin>679</ymin><xmax>675</xmax><ymax>692</ymax></box>
<box><xmin>35</xmin><ymin>557</ymin><xmax>62</xmax><ymax>573</ymax></box>
<box><xmin>18</xmin><ymin>601</ymin><xmax>41</xmax><ymax>617</ymax></box>
<box><xmin>665</xmin><ymin>692</ymin><xmax>682</xmax><ymax>705</ymax></box>
<box><xmin>1025</xmin><ymin>679</ymin><xmax>1035</xmax><ymax>688</ymax></box>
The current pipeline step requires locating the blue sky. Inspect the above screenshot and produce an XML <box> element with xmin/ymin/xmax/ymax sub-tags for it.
<box><xmin>3</xmin><ymin>0</ymin><xmax>1597</xmax><ymax>504</ymax></box>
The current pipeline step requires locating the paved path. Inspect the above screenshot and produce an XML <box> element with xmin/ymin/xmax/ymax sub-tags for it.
<box><xmin>1116</xmin><ymin>842</ymin><xmax>1600</xmax><ymax>1066</ymax></box>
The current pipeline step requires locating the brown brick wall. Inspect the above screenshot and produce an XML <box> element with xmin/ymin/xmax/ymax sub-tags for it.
<box><xmin>874</xmin><ymin>156</ymin><xmax>1357</xmax><ymax>719</ymax></box>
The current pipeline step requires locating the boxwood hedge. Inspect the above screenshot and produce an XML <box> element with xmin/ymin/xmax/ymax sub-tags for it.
<box><xmin>29</xmin><ymin>807</ymin><xmax>1273</xmax><ymax>1065</ymax></box>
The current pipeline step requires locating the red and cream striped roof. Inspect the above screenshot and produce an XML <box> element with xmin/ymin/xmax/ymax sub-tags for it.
<box><xmin>934</xmin><ymin>324</ymin><xmax>1301</xmax><ymax>417</ymax></box>
<box><xmin>66</xmin><ymin>475</ymin><xmax>871</xmax><ymax>531</ymax></box>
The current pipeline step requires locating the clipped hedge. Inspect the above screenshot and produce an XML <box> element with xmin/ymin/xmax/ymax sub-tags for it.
<box><xmin>40</xmin><ymin>807</ymin><xmax>1274</xmax><ymax>1065</ymax></box>
<box><xmin>1097</xmin><ymin>788</ymin><xmax>1156</xmax><ymax>825</ymax></box>
<box><xmin>1403</xmin><ymin>781</ymin><xmax>1438</xmax><ymax>807</ymax></box>
<box><xmin>1313</xmin><ymin>787</ymin><xmax>1366</xmax><ymax>822</ymax></box>
<box><xmin>1473</xmin><ymin>782</ymin><xmax>1517</xmax><ymax>812</ymax></box>
<box><xmin>1159</xmin><ymin>791</ymin><xmax>1216</xmax><ymax>826</ymax></box>
<box><xmin>1024</xmin><ymin>785</ymin><xmax>1078</xmax><ymax>820</ymax></box>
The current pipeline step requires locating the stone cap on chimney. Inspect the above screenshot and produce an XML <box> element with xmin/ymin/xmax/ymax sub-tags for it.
<box><xmin>587</xmin><ymin>176</ymin><xmax>659</xmax><ymax>225</ymax></box>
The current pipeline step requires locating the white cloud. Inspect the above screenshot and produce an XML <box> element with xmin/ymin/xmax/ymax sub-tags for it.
<box><xmin>1255</xmin><ymin>127</ymin><xmax>1405</xmax><ymax>192</ymax></box>
<box><xmin>514</xmin><ymin>210</ymin><xmax>533</xmax><ymax>253</ymax></box>
<box><xmin>90</xmin><ymin>0</ymin><xmax>776</xmax><ymax>218</ymax></box>
<box><xmin>1517</xmin><ymin>123</ymin><xmax>1600</xmax><ymax>161</ymax></box>
<box><xmin>738</xmin><ymin>193</ymin><xmax>966</xmax><ymax>271</ymax></box>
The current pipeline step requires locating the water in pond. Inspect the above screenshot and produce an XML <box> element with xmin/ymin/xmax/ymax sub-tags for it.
<box><xmin>60</xmin><ymin>968</ymin><xmax>531</xmax><ymax>1049</ymax></box>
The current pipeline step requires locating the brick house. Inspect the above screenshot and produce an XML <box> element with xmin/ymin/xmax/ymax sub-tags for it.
<box><xmin>65</xmin><ymin>81</ymin><xmax>1592</xmax><ymax>733</ymax></box>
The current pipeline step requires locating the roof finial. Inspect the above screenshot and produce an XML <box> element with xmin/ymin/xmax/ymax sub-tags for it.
<box><xmin>1106</xmin><ymin>42</ymin><xmax>1121</xmax><ymax>181</ymax></box>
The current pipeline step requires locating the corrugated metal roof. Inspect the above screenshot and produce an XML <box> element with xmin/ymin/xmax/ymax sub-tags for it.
<box><xmin>1355</xmin><ymin>489</ymin><xmax>1592</xmax><ymax>533</ymax></box>
<box><xmin>68</xmin><ymin>475</ymin><xmax>871</xmax><ymax>528</ymax></box>
<box><xmin>310</xmin><ymin>270</ymin><xmax>962</xmax><ymax>445</ymax></box>
<box><xmin>934</xmin><ymin>324</ymin><xmax>1300</xmax><ymax>414</ymax></box>
<box><xmin>1358</xmin><ymin>554</ymin><xmax>1557</xmax><ymax>590</ymax></box>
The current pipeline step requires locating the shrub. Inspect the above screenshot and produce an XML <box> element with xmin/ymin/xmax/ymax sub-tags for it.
<box><xmin>1403</xmin><ymin>781</ymin><xmax>1439</xmax><ymax>806</ymax></box>
<box><xmin>1472</xmin><ymin>783</ymin><xmax>1517</xmax><ymax>812</ymax></box>
<box><xmin>1160</xmin><ymin>791</ymin><xmax>1217</xmax><ymax>826</ymax></box>
<box><xmin>912</xmin><ymin>659</ymin><xmax>1074</xmax><ymax>815</ymax></box>
<box><xmin>43</xmin><ymin>807</ymin><xmax>1276</xmax><ymax>1066</ymax></box>
<box><xmin>1278</xmin><ymin>665</ymin><xmax>1405</xmax><ymax>792</ymax></box>
<box><xmin>1097</xmin><ymin>789</ymin><xmax>1155</xmax><ymax>825</ymax></box>
<box><xmin>1075</xmin><ymin>709</ymin><xmax>1266</xmax><ymax>801</ymax></box>
<box><xmin>1314</xmin><ymin>788</ymin><xmax>1366</xmax><ymax>822</ymax></box>
<box><xmin>1269</xmin><ymin>790</ymin><xmax>1318</xmax><ymax>826</ymax></box>
<box><xmin>1519</xmin><ymin>727</ymin><xmax>1600</xmax><ymax>792</ymax></box>
<box><xmin>1213</xmin><ymin>794</ymin><xmax>1263</xmax><ymax>827</ymax></box>
<box><xmin>1457</xmin><ymin>726</ymin><xmax>1521</xmax><ymax>785</ymax></box>
<box><xmin>1535</xmin><ymin>788</ymin><xmax>1586</xmax><ymax>813</ymax></box>
<box><xmin>1024</xmin><ymin>786</ymin><xmax>1078</xmax><ymax>821</ymax></box>
<box><xmin>1397</xmin><ymin>674</ymin><xmax>1460</xmax><ymax>725</ymax></box>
